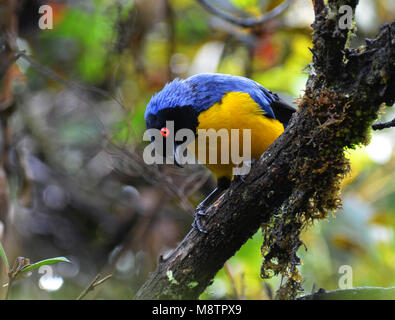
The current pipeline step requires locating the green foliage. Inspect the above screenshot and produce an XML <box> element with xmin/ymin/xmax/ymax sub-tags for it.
<box><xmin>20</xmin><ymin>257</ymin><xmax>71</xmax><ymax>274</ymax></box>
<box><xmin>0</xmin><ymin>241</ymin><xmax>9</xmax><ymax>273</ymax></box>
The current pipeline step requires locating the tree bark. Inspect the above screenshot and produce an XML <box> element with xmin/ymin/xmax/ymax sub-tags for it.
<box><xmin>134</xmin><ymin>0</ymin><xmax>395</xmax><ymax>300</ymax></box>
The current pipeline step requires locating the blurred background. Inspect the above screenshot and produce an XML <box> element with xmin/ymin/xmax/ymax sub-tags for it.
<box><xmin>0</xmin><ymin>0</ymin><xmax>394</xmax><ymax>299</ymax></box>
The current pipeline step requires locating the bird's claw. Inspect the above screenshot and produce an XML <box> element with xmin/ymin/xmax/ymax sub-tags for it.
<box><xmin>192</xmin><ymin>207</ymin><xmax>208</xmax><ymax>233</ymax></box>
<box><xmin>233</xmin><ymin>174</ymin><xmax>247</xmax><ymax>184</ymax></box>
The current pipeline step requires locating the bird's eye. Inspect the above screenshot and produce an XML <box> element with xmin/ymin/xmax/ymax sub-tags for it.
<box><xmin>160</xmin><ymin>127</ymin><xmax>170</xmax><ymax>137</ymax></box>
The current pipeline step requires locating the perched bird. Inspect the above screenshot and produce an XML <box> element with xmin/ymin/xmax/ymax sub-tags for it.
<box><xmin>145</xmin><ymin>73</ymin><xmax>295</xmax><ymax>232</ymax></box>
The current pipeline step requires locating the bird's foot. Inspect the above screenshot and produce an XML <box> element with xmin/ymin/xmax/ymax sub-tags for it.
<box><xmin>232</xmin><ymin>159</ymin><xmax>255</xmax><ymax>183</ymax></box>
<box><xmin>192</xmin><ymin>207</ymin><xmax>208</xmax><ymax>233</ymax></box>
<box><xmin>233</xmin><ymin>174</ymin><xmax>247</xmax><ymax>184</ymax></box>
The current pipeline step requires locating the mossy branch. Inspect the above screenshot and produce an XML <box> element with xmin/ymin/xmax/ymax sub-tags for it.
<box><xmin>299</xmin><ymin>287</ymin><xmax>395</xmax><ymax>300</ymax></box>
<box><xmin>134</xmin><ymin>0</ymin><xmax>395</xmax><ymax>300</ymax></box>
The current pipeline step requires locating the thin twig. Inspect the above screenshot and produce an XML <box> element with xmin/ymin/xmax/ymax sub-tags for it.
<box><xmin>224</xmin><ymin>263</ymin><xmax>239</xmax><ymax>299</ymax></box>
<box><xmin>196</xmin><ymin>0</ymin><xmax>294</xmax><ymax>28</ymax></box>
<box><xmin>264</xmin><ymin>282</ymin><xmax>274</xmax><ymax>300</ymax></box>
<box><xmin>0</xmin><ymin>50</ymin><xmax>23</xmax><ymax>80</ymax></box>
<box><xmin>165</xmin><ymin>0</ymin><xmax>176</xmax><ymax>81</ymax></box>
<box><xmin>239</xmin><ymin>272</ymin><xmax>246</xmax><ymax>299</ymax></box>
<box><xmin>298</xmin><ymin>287</ymin><xmax>395</xmax><ymax>300</ymax></box>
<box><xmin>19</xmin><ymin>52</ymin><xmax>126</xmax><ymax>110</ymax></box>
<box><xmin>4</xmin><ymin>278</ymin><xmax>13</xmax><ymax>300</ymax></box>
<box><xmin>76</xmin><ymin>273</ymin><xmax>112</xmax><ymax>300</ymax></box>
<box><xmin>372</xmin><ymin>117</ymin><xmax>395</xmax><ymax>130</ymax></box>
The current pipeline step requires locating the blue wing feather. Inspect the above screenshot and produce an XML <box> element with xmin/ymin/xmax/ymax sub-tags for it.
<box><xmin>145</xmin><ymin>73</ymin><xmax>277</xmax><ymax>120</ymax></box>
<box><xmin>186</xmin><ymin>73</ymin><xmax>276</xmax><ymax>117</ymax></box>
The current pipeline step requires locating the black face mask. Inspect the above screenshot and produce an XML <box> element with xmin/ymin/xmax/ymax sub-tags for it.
<box><xmin>146</xmin><ymin>106</ymin><xmax>200</xmax><ymax>164</ymax></box>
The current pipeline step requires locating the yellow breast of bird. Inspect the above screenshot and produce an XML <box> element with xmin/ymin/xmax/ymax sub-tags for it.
<box><xmin>187</xmin><ymin>91</ymin><xmax>284</xmax><ymax>180</ymax></box>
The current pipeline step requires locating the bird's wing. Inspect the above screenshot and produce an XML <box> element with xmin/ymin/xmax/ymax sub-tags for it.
<box><xmin>185</xmin><ymin>74</ymin><xmax>296</xmax><ymax>127</ymax></box>
<box><xmin>254</xmin><ymin>85</ymin><xmax>296</xmax><ymax>128</ymax></box>
<box><xmin>269</xmin><ymin>98</ymin><xmax>296</xmax><ymax>128</ymax></box>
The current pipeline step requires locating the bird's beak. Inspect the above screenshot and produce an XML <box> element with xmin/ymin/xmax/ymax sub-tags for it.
<box><xmin>174</xmin><ymin>144</ymin><xmax>184</xmax><ymax>168</ymax></box>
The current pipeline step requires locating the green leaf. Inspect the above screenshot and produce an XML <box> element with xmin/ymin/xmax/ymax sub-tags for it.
<box><xmin>0</xmin><ymin>240</ymin><xmax>9</xmax><ymax>273</ymax></box>
<box><xmin>19</xmin><ymin>257</ymin><xmax>71</xmax><ymax>274</ymax></box>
